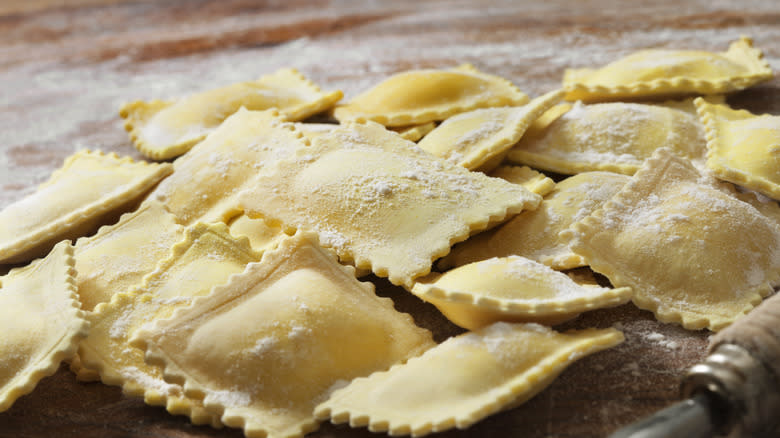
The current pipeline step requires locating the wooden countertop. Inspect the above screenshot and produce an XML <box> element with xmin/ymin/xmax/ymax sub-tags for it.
<box><xmin>1</xmin><ymin>1</ymin><xmax>779</xmax><ymax>437</ymax></box>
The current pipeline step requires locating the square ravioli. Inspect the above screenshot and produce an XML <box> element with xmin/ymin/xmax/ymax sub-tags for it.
<box><xmin>563</xmin><ymin>148</ymin><xmax>780</xmax><ymax>331</ymax></box>
<box><xmin>73</xmin><ymin>200</ymin><xmax>185</xmax><ymax>312</ymax></box>
<box><xmin>506</xmin><ymin>98</ymin><xmax>709</xmax><ymax>175</ymax></box>
<box><xmin>417</xmin><ymin>90</ymin><xmax>563</xmax><ymax>170</ymax></box>
<box><xmin>78</xmin><ymin>222</ymin><xmax>263</xmax><ymax>426</ymax></box>
<box><xmin>0</xmin><ymin>242</ymin><xmax>89</xmax><ymax>412</ymax></box>
<box><xmin>412</xmin><ymin>256</ymin><xmax>632</xmax><ymax>330</ymax></box>
<box><xmin>0</xmin><ymin>149</ymin><xmax>172</xmax><ymax>264</ymax></box>
<box><xmin>120</xmin><ymin>68</ymin><xmax>342</xmax><ymax>160</ymax></box>
<box><xmin>237</xmin><ymin>120</ymin><xmax>542</xmax><ymax>286</ymax></box>
<box><xmin>695</xmin><ymin>97</ymin><xmax>780</xmax><ymax>200</ymax></box>
<box><xmin>146</xmin><ymin>108</ymin><xmax>309</xmax><ymax>226</ymax></box>
<box><xmin>131</xmin><ymin>231</ymin><xmax>435</xmax><ymax>438</ymax></box>
<box><xmin>316</xmin><ymin>322</ymin><xmax>623</xmax><ymax>437</ymax></box>
<box><xmin>563</xmin><ymin>36</ymin><xmax>772</xmax><ymax>102</ymax></box>
<box><xmin>333</xmin><ymin>64</ymin><xmax>529</xmax><ymax>127</ymax></box>
<box><xmin>440</xmin><ymin>171</ymin><xmax>630</xmax><ymax>271</ymax></box>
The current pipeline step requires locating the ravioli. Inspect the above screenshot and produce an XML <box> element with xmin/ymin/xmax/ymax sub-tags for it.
<box><xmin>412</xmin><ymin>256</ymin><xmax>632</xmax><ymax>330</ymax></box>
<box><xmin>131</xmin><ymin>231</ymin><xmax>435</xmax><ymax>438</ymax></box>
<box><xmin>440</xmin><ymin>171</ymin><xmax>629</xmax><ymax>271</ymax></box>
<box><xmin>69</xmin><ymin>200</ymin><xmax>185</xmax><ymax>381</ymax></box>
<box><xmin>695</xmin><ymin>97</ymin><xmax>780</xmax><ymax>200</ymax></box>
<box><xmin>70</xmin><ymin>200</ymin><xmax>184</xmax><ymax>382</ymax></box>
<box><xmin>145</xmin><ymin>108</ymin><xmax>309</xmax><ymax>226</ymax></box>
<box><xmin>120</xmin><ymin>68</ymin><xmax>342</xmax><ymax>160</ymax></box>
<box><xmin>564</xmin><ymin>149</ymin><xmax>780</xmax><ymax>331</ymax></box>
<box><xmin>238</xmin><ymin>120</ymin><xmax>541</xmax><ymax>286</ymax></box>
<box><xmin>563</xmin><ymin>37</ymin><xmax>772</xmax><ymax>101</ymax></box>
<box><xmin>6</xmin><ymin>56</ymin><xmax>778</xmax><ymax>435</ymax></box>
<box><xmin>316</xmin><ymin>322</ymin><xmax>623</xmax><ymax>437</ymax></box>
<box><xmin>78</xmin><ymin>222</ymin><xmax>262</xmax><ymax>426</ymax></box>
<box><xmin>417</xmin><ymin>90</ymin><xmax>563</xmax><ymax>170</ymax></box>
<box><xmin>73</xmin><ymin>200</ymin><xmax>185</xmax><ymax>312</ymax></box>
<box><xmin>0</xmin><ymin>241</ymin><xmax>89</xmax><ymax>412</ymax></box>
<box><xmin>0</xmin><ymin>150</ymin><xmax>171</xmax><ymax>264</ymax></box>
<box><xmin>506</xmin><ymin>99</ymin><xmax>708</xmax><ymax>175</ymax></box>
<box><xmin>333</xmin><ymin>64</ymin><xmax>529</xmax><ymax>127</ymax></box>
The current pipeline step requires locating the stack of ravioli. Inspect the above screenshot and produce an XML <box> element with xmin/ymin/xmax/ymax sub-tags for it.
<box><xmin>1</xmin><ymin>36</ymin><xmax>778</xmax><ymax>438</ymax></box>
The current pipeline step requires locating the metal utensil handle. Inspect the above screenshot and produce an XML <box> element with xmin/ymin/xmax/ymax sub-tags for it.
<box><xmin>687</xmin><ymin>291</ymin><xmax>780</xmax><ymax>435</ymax></box>
<box><xmin>710</xmin><ymin>291</ymin><xmax>780</xmax><ymax>379</ymax></box>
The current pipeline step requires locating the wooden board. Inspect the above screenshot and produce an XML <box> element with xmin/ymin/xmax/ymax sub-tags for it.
<box><xmin>1</xmin><ymin>1</ymin><xmax>779</xmax><ymax>437</ymax></box>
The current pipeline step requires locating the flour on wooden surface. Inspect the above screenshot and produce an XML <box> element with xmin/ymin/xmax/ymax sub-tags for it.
<box><xmin>3</xmin><ymin>12</ymin><xmax>779</xmax><ymax>207</ymax></box>
<box><xmin>0</xmin><ymin>21</ymin><xmax>780</xmax><ymax>208</ymax></box>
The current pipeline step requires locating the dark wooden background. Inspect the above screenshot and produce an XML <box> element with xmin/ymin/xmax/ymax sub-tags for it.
<box><xmin>2</xmin><ymin>1</ymin><xmax>780</xmax><ymax>437</ymax></box>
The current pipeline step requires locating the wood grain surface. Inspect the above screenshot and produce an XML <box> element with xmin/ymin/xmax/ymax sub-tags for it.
<box><xmin>2</xmin><ymin>1</ymin><xmax>780</xmax><ymax>437</ymax></box>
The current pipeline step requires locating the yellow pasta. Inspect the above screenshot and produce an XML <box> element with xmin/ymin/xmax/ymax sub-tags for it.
<box><xmin>0</xmin><ymin>242</ymin><xmax>89</xmax><ymax>413</ymax></box>
<box><xmin>696</xmin><ymin>97</ymin><xmax>780</xmax><ymax>200</ymax></box>
<box><xmin>564</xmin><ymin>149</ymin><xmax>780</xmax><ymax>331</ymax></box>
<box><xmin>316</xmin><ymin>322</ymin><xmax>623</xmax><ymax>437</ymax></box>
<box><xmin>412</xmin><ymin>256</ymin><xmax>632</xmax><ymax>329</ymax></box>
<box><xmin>334</xmin><ymin>64</ymin><xmax>529</xmax><ymax>126</ymax></box>
<box><xmin>238</xmin><ymin>120</ymin><xmax>541</xmax><ymax>287</ymax></box>
<box><xmin>120</xmin><ymin>69</ymin><xmax>342</xmax><ymax>160</ymax></box>
<box><xmin>563</xmin><ymin>37</ymin><xmax>771</xmax><ymax>101</ymax></box>
<box><xmin>0</xmin><ymin>150</ymin><xmax>171</xmax><ymax>264</ymax></box>
<box><xmin>131</xmin><ymin>231</ymin><xmax>435</xmax><ymax>438</ymax></box>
